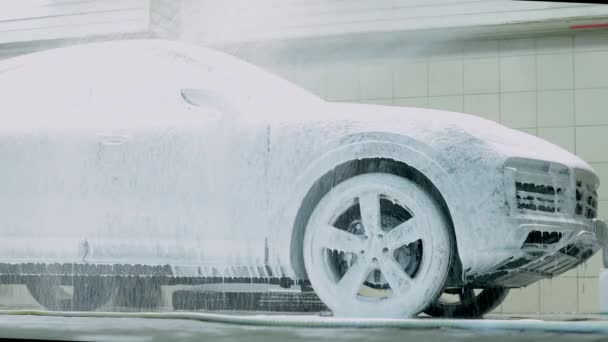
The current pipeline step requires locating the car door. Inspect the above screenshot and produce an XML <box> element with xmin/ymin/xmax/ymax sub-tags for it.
<box><xmin>0</xmin><ymin>47</ymin><xmax>271</xmax><ymax>278</ymax></box>
<box><xmin>178</xmin><ymin>88</ymin><xmax>272</xmax><ymax>277</ymax></box>
<box><xmin>81</xmin><ymin>51</ymin><xmax>271</xmax><ymax>277</ymax></box>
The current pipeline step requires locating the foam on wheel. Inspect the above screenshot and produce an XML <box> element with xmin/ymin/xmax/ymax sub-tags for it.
<box><xmin>303</xmin><ymin>173</ymin><xmax>452</xmax><ymax>317</ymax></box>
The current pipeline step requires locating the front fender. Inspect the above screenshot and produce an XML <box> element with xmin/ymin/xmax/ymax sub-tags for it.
<box><xmin>272</xmin><ymin>133</ymin><xmax>477</xmax><ymax>280</ymax></box>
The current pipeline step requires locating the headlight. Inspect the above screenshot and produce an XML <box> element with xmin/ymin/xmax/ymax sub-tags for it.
<box><xmin>575</xmin><ymin>172</ymin><xmax>599</xmax><ymax>219</ymax></box>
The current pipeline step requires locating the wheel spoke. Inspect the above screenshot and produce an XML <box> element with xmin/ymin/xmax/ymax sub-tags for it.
<box><xmin>336</xmin><ymin>259</ymin><xmax>371</xmax><ymax>298</ymax></box>
<box><xmin>315</xmin><ymin>224</ymin><xmax>366</xmax><ymax>253</ymax></box>
<box><xmin>359</xmin><ymin>192</ymin><xmax>382</xmax><ymax>236</ymax></box>
<box><xmin>386</xmin><ymin>219</ymin><xmax>424</xmax><ymax>249</ymax></box>
<box><xmin>379</xmin><ymin>258</ymin><xmax>412</xmax><ymax>294</ymax></box>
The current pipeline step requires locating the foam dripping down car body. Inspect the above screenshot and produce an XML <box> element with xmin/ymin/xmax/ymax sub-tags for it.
<box><xmin>0</xmin><ymin>40</ymin><xmax>605</xmax><ymax>317</ymax></box>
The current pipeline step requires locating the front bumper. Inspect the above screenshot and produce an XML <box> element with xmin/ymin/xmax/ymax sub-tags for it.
<box><xmin>467</xmin><ymin>218</ymin><xmax>604</xmax><ymax>288</ymax></box>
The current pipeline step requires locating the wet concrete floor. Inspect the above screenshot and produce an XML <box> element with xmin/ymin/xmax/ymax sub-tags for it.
<box><xmin>1</xmin><ymin>314</ymin><xmax>608</xmax><ymax>342</ymax></box>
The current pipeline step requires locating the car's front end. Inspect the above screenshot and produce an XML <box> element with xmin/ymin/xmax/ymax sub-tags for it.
<box><xmin>337</xmin><ymin>104</ymin><xmax>607</xmax><ymax>289</ymax></box>
<box><xmin>429</xmin><ymin>115</ymin><xmax>608</xmax><ymax>288</ymax></box>
<box><xmin>465</xmin><ymin>156</ymin><xmax>605</xmax><ymax>287</ymax></box>
<box><xmin>305</xmin><ymin>103</ymin><xmax>607</xmax><ymax>289</ymax></box>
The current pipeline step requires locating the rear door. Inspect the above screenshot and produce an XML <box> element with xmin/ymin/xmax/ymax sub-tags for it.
<box><xmin>83</xmin><ymin>51</ymin><xmax>272</xmax><ymax>275</ymax></box>
<box><xmin>0</xmin><ymin>47</ymin><xmax>272</xmax><ymax>277</ymax></box>
<box><xmin>0</xmin><ymin>54</ymin><xmax>95</xmax><ymax>264</ymax></box>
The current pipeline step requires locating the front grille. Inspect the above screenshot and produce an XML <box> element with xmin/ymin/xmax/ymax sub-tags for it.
<box><xmin>576</xmin><ymin>180</ymin><xmax>598</xmax><ymax>219</ymax></box>
<box><xmin>515</xmin><ymin>181</ymin><xmax>566</xmax><ymax>214</ymax></box>
<box><xmin>506</xmin><ymin>159</ymin><xmax>600</xmax><ymax>219</ymax></box>
<box><xmin>522</xmin><ymin>230</ymin><xmax>563</xmax><ymax>246</ymax></box>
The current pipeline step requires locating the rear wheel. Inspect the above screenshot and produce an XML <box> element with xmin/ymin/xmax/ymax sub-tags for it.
<box><xmin>26</xmin><ymin>276</ymin><xmax>117</xmax><ymax>311</ymax></box>
<box><xmin>303</xmin><ymin>173</ymin><xmax>452</xmax><ymax>317</ymax></box>
<box><xmin>424</xmin><ymin>287</ymin><xmax>509</xmax><ymax>318</ymax></box>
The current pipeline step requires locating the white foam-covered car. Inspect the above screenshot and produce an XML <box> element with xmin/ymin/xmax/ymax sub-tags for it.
<box><xmin>0</xmin><ymin>40</ymin><xmax>605</xmax><ymax>317</ymax></box>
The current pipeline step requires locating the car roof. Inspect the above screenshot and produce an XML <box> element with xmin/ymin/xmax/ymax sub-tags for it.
<box><xmin>0</xmin><ymin>39</ymin><xmax>321</xmax><ymax>104</ymax></box>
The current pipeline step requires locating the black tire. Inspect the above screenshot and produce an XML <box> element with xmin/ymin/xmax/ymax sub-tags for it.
<box><xmin>424</xmin><ymin>287</ymin><xmax>509</xmax><ymax>318</ymax></box>
<box><xmin>26</xmin><ymin>276</ymin><xmax>117</xmax><ymax>311</ymax></box>
<box><xmin>115</xmin><ymin>277</ymin><xmax>162</xmax><ymax>309</ymax></box>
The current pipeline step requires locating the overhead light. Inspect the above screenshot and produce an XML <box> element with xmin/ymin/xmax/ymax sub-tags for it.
<box><xmin>570</xmin><ymin>23</ymin><xmax>608</xmax><ymax>29</ymax></box>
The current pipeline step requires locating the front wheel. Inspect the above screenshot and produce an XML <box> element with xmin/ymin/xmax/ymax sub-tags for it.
<box><xmin>303</xmin><ymin>173</ymin><xmax>452</xmax><ymax>317</ymax></box>
<box><xmin>424</xmin><ymin>287</ymin><xmax>509</xmax><ymax>318</ymax></box>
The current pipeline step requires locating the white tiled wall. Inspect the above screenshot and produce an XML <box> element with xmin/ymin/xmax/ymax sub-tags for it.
<box><xmin>266</xmin><ymin>29</ymin><xmax>608</xmax><ymax>314</ymax></box>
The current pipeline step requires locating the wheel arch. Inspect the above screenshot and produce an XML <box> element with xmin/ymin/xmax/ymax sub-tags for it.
<box><xmin>285</xmin><ymin>136</ymin><xmax>469</xmax><ymax>284</ymax></box>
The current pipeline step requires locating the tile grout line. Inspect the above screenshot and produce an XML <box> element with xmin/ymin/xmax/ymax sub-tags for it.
<box><xmin>538</xmin><ymin>281</ymin><xmax>542</xmax><ymax>314</ymax></box>
<box><xmin>391</xmin><ymin>60</ymin><xmax>395</xmax><ymax>105</ymax></box>
<box><xmin>573</xmin><ymin>37</ymin><xmax>578</xmax><ymax>159</ymax></box>
<box><xmin>426</xmin><ymin>54</ymin><xmax>430</xmax><ymax>107</ymax></box>
<box><xmin>442</xmin><ymin>85</ymin><xmax>608</xmax><ymax>95</ymax></box>
<box><xmin>461</xmin><ymin>44</ymin><xmax>465</xmax><ymax>113</ymax></box>
<box><xmin>534</xmin><ymin>40</ymin><xmax>542</xmax><ymax>313</ymax></box>
<box><xmin>498</xmin><ymin>38</ymin><xmax>503</xmax><ymax>124</ymax></box>
<box><xmin>535</xmin><ymin>38</ymin><xmax>539</xmax><ymax>136</ymax></box>
<box><xmin>572</xmin><ymin>34</ymin><xmax>580</xmax><ymax>312</ymax></box>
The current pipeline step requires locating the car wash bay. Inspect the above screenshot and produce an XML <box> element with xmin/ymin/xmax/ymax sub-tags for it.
<box><xmin>1</xmin><ymin>0</ymin><xmax>608</xmax><ymax>340</ymax></box>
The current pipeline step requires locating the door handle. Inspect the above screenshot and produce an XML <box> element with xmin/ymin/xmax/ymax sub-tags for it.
<box><xmin>97</xmin><ymin>133</ymin><xmax>132</xmax><ymax>146</ymax></box>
